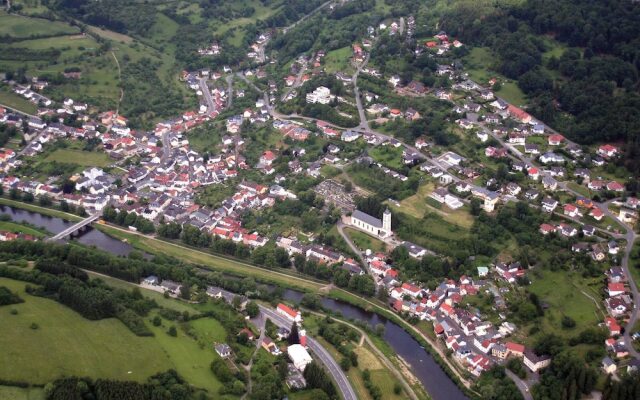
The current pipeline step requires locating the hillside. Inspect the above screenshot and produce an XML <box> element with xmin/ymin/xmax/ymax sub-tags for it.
<box><xmin>434</xmin><ymin>0</ymin><xmax>640</xmax><ymax>180</ymax></box>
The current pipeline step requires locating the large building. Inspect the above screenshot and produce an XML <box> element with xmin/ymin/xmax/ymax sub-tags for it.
<box><xmin>350</xmin><ymin>208</ymin><xmax>392</xmax><ymax>238</ymax></box>
<box><xmin>288</xmin><ymin>344</ymin><xmax>313</xmax><ymax>371</ymax></box>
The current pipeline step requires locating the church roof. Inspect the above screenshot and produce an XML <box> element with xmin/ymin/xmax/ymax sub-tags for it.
<box><xmin>352</xmin><ymin>210</ymin><xmax>382</xmax><ymax>228</ymax></box>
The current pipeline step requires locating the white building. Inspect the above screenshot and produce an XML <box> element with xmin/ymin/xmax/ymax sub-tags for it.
<box><xmin>288</xmin><ymin>344</ymin><xmax>313</xmax><ymax>371</ymax></box>
<box><xmin>349</xmin><ymin>209</ymin><xmax>392</xmax><ymax>238</ymax></box>
<box><xmin>306</xmin><ymin>86</ymin><xmax>334</xmax><ymax>104</ymax></box>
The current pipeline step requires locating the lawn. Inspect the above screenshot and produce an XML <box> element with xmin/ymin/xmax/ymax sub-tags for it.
<box><xmin>389</xmin><ymin>182</ymin><xmax>474</xmax><ymax>228</ymax></box>
<box><xmin>0</xmin><ymin>221</ymin><xmax>47</xmax><ymax>237</ymax></box>
<box><xmin>0</xmin><ymin>12</ymin><xmax>79</xmax><ymax>38</ymax></box>
<box><xmin>0</xmin><ymin>386</ymin><xmax>44</xmax><ymax>400</ymax></box>
<box><xmin>324</xmin><ymin>46</ymin><xmax>353</xmax><ymax>74</ymax></box>
<box><xmin>525</xmin><ymin>269</ymin><xmax>604</xmax><ymax>341</ymax></box>
<box><xmin>344</xmin><ymin>228</ymin><xmax>387</xmax><ymax>253</ymax></box>
<box><xmin>0</xmin><ymin>86</ymin><xmax>37</xmax><ymax>114</ymax></box>
<box><xmin>462</xmin><ymin>47</ymin><xmax>527</xmax><ymax>106</ymax></box>
<box><xmin>44</xmin><ymin>149</ymin><xmax>112</xmax><ymax>168</ymax></box>
<box><xmin>369</xmin><ymin>145</ymin><xmax>403</xmax><ymax>170</ymax></box>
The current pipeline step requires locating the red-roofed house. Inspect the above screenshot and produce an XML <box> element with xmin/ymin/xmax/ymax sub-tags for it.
<box><xmin>277</xmin><ymin>303</ymin><xmax>302</xmax><ymax>323</ymax></box>
<box><xmin>598</xmin><ymin>144</ymin><xmax>618</xmax><ymax>158</ymax></box>
<box><xmin>607</xmin><ymin>181</ymin><xmax>624</xmax><ymax>192</ymax></box>
<box><xmin>539</xmin><ymin>223</ymin><xmax>556</xmax><ymax>235</ymax></box>
<box><xmin>605</xmin><ymin>317</ymin><xmax>621</xmax><ymax>336</ymax></box>
<box><xmin>548</xmin><ymin>134</ymin><xmax>564</xmax><ymax>146</ymax></box>
<box><xmin>401</xmin><ymin>283</ymin><xmax>421</xmax><ymax>298</ymax></box>
<box><xmin>528</xmin><ymin>167</ymin><xmax>539</xmax><ymax>180</ymax></box>
<box><xmin>506</xmin><ymin>342</ymin><xmax>525</xmax><ymax>357</ymax></box>
<box><xmin>507</xmin><ymin>105</ymin><xmax>531</xmax><ymax>124</ymax></box>
<box><xmin>563</xmin><ymin>204</ymin><xmax>579</xmax><ymax>218</ymax></box>
<box><xmin>590</xmin><ymin>208</ymin><xmax>604</xmax><ymax>221</ymax></box>
<box><xmin>607</xmin><ymin>283</ymin><xmax>626</xmax><ymax>297</ymax></box>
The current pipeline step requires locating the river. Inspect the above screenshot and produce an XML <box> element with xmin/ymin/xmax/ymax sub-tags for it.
<box><xmin>1</xmin><ymin>205</ymin><xmax>468</xmax><ymax>400</ymax></box>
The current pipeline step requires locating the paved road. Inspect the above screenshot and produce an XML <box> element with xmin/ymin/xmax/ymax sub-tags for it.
<box><xmin>505</xmin><ymin>369</ymin><xmax>533</xmax><ymax>400</ymax></box>
<box><xmin>259</xmin><ymin>305</ymin><xmax>357</xmax><ymax>400</ymax></box>
<box><xmin>198</xmin><ymin>77</ymin><xmax>215</xmax><ymax>113</ymax></box>
<box><xmin>282</xmin><ymin>0</ymin><xmax>332</xmax><ymax>34</ymax></box>
<box><xmin>336</xmin><ymin>220</ymin><xmax>366</xmax><ymax>266</ymax></box>
<box><xmin>226</xmin><ymin>75</ymin><xmax>234</xmax><ymax>108</ymax></box>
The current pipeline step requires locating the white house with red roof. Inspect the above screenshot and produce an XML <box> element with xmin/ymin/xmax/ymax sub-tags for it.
<box><xmin>607</xmin><ymin>283</ymin><xmax>626</xmax><ymax>297</ymax></box>
<box><xmin>598</xmin><ymin>144</ymin><xmax>618</xmax><ymax>158</ymax></box>
<box><xmin>401</xmin><ymin>283</ymin><xmax>422</xmax><ymax>298</ymax></box>
<box><xmin>548</xmin><ymin>134</ymin><xmax>564</xmax><ymax>146</ymax></box>
<box><xmin>277</xmin><ymin>303</ymin><xmax>302</xmax><ymax>323</ymax></box>
<box><xmin>605</xmin><ymin>317</ymin><xmax>621</xmax><ymax>336</ymax></box>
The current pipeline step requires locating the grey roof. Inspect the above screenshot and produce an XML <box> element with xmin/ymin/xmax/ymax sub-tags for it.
<box><xmin>352</xmin><ymin>210</ymin><xmax>382</xmax><ymax>228</ymax></box>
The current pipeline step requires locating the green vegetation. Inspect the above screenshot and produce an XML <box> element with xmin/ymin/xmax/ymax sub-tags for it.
<box><xmin>44</xmin><ymin>148</ymin><xmax>112</xmax><ymax>167</ymax></box>
<box><xmin>0</xmin><ymin>277</ymin><xmax>171</xmax><ymax>385</ymax></box>
<box><xmin>344</xmin><ymin>228</ymin><xmax>386</xmax><ymax>253</ymax></box>
<box><xmin>0</xmin><ymin>385</ymin><xmax>44</xmax><ymax>400</ymax></box>
<box><xmin>324</xmin><ymin>46</ymin><xmax>353</xmax><ymax>74</ymax></box>
<box><xmin>0</xmin><ymin>13</ymin><xmax>79</xmax><ymax>38</ymax></box>
<box><xmin>0</xmin><ymin>85</ymin><xmax>37</xmax><ymax>114</ymax></box>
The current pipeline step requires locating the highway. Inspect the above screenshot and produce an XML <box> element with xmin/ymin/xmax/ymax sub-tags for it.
<box><xmin>258</xmin><ymin>305</ymin><xmax>357</xmax><ymax>400</ymax></box>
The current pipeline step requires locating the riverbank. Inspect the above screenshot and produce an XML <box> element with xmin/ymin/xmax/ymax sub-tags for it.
<box><xmin>1</xmin><ymin>198</ymin><xmax>477</xmax><ymax>399</ymax></box>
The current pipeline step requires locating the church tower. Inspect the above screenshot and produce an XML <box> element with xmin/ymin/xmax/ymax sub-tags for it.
<box><xmin>383</xmin><ymin>208</ymin><xmax>392</xmax><ymax>234</ymax></box>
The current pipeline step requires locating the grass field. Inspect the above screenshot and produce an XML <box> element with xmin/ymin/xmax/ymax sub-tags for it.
<box><xmin>344</xmin><ymin>228</ymin><xmax>387</xmax><ymax>253</ymax></box>
<box><xmin>0</xmin><ymin>12</ymin><xmax>79</xmax><ymax>38</ymax></box>
<box><xmin>462</xmin><ymin>47</ymin><xmax>527</xmax><ymax>106</ymax></box>
<box><xmin>369</xmin><ymin>145</ymin><xmax>403</xmax><ymax>170</ymax></box>
<box><xmin>524</xmin><ymin>269</ymin><xmax>603</xmax><ymax>341</ymax></box>
<box><xmin>44</xmin><ymin>149</ymin><xmax>112</xmax><ymax>167</ymax></box>
<box><xmin>324</xmin><ymin>46</ymin><xmax>353</xmax><ymax>74</ymax></box>
<box><xmin>0</xmin><ymin>86</ymin><xmax>37</xmax><ymax>115</ymax></box>
<box><xmin>0</xmin><ymin>277</ymin><xmax>170</xmax><ymax>384</ymax></box>
<box><xmin>0</xmin><ymin>276</ymin><xmax>232</xmax><ymax>395</ymax></box>
<box><xmin>0</xmin><ymin>221</ymin><xmax>46</xmax><ymax>237</ymax></box>
<box><xmin>389</xmin><ymin>182</ymin><xmax>474</xmax><ymax>228</ymax></box>
<box><xmin>0</xmin><ymin>386</ymin><xmax>44</xmax><ymax>400</ymax></box>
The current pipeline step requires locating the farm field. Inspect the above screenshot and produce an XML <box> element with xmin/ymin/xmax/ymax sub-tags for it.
<box><xmin>0</xmin><ymin>276</ymin><xmax>230</xmax><ymax>395</ymax></box>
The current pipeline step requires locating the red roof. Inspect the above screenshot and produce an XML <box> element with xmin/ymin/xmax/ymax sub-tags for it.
<box><xmin>549</xmin><ymin>134</ymin><xmax>564</xmax><ymax>143</ymax></box>
<box><xmin>608</xmin><ymin>283</ymin><xmax>625</xmax><ymax>293</ymax></box>
<box><xmin>277</xmin><ymin>303</ymin><xmax>298</xmax><ymax>319</ymax></box>
<box><xmin>506</xmin><ymin>342</ymin><xmax>525</xmax><ymax>353</ymax></box>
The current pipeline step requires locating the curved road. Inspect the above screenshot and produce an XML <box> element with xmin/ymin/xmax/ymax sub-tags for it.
<box><xmin>258</xmin><ymin>305</ymin><xmax>357</xmax><ymax>400</ymax></box>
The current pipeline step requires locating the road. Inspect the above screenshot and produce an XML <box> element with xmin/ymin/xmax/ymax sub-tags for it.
<box><xmin>282</xmin><ymin>0</ymin><xmax>332</xmax><ymax>34</ymax></box>
<box><xmin>226</xmin><ymin>75</ymin><xmax>234</xmax><ymax>108</ymax></box>
<box><xmin>198</xmin><ymin>77</ymin><xmax>215</xmax><ymax>113</ymax></box>
<box><xmin>336</xmin><ymin>220</ymin><xmax>366</xmax><ymax>267</ymax></box>
<box><xmin>505</xmin><ymin>369</ymin><xmax>533</xmax><ymax>400</ymax></box>
<box><xmin>258</xmin><ymin>305</ymin><xmax>357</xmax><ymax>400</ymax></box>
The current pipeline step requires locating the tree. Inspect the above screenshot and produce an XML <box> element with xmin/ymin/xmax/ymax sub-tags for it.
<box><xmin>288</xmin><ymin>321</ymin><xmax>300</xmax><ymax>345</ymax></box>
<box><xmin>303</xmin><ymin>362</ymin><xmax>336</xmax><ymax>398</ymax></box>
<box><xmin>246</xmin><ymin>301</ymin><xmax>259</xmax><ymax>318</ymax></box>
<box><xmin>340</xmin><ymin>357</ymin><xmax>351</xmax><ymax>371</ymax></box>
<box><xmin>22</xmin><ymin>192</ymin><xmax>34</xmax><ymax>203</ymax></box>
<box><xmin>167</xmin><ymin>326</ymin><xmax>177</xmax><ymax>337</ymax></box>
<box><xmin>152</xmin><ymin>316</ymin><xmax>161</xmax><ymax>326</ymax></box>
<box><xmin>179</xmin><ymin>284</ymin><xmax>191</xmax><ymax>300</ymax></box>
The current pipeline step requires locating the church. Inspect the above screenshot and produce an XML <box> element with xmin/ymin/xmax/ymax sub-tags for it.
<box><xmin>350</xmin><ymin>208</ymin><xmax>392</xmax><ymax>239</ymax></box>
